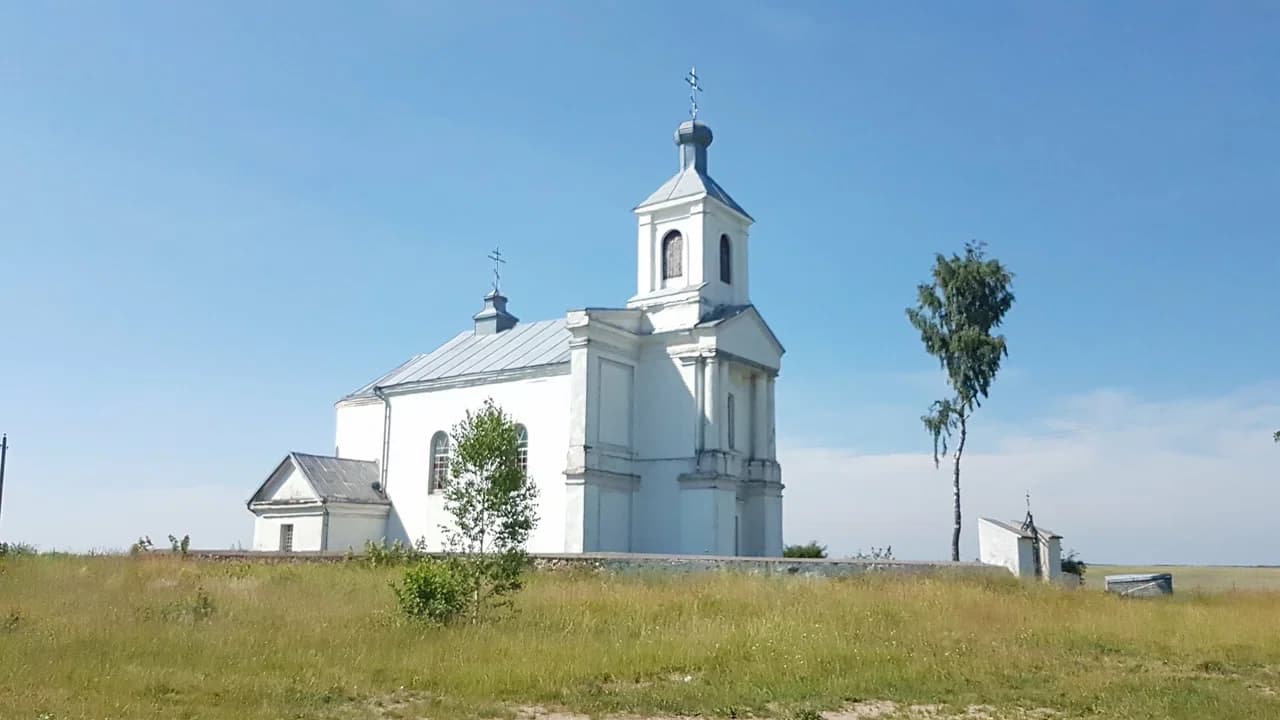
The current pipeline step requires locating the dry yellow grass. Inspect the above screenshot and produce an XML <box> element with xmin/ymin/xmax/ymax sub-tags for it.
<box><xmin>1088</xmin><ymin>565</ymin><xmax>1280</xmax><ymax>593</ymax></box>
<box><xmin>2</xmin><ymin>555</ymin><xmax>1279</xmax><ymax>720</ymax></box>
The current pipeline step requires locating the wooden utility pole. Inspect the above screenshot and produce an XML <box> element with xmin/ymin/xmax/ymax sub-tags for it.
<box><xmin>0</xmin><ymin>434</ymin><xmax>7</xmax><ymax>530</ymax></box>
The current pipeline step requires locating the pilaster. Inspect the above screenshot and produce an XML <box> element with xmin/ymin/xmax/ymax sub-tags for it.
<box><xmin>694</xmin><ymin>356</ymin><xmax>706</xmax><ymax>452</ymax></box>
<box><xmin>751</xmin><ymin>372</ymin><xmax>768</xmax><ymax>458</ymax></box>
<box><xmin>766</xmin><ymin>375</ymin><xmax>777</xmax><ymax>459</ymax></box>
<box><xmin>705</xmin><ymin>354</ymin><xmax>722</xmax><ymax>452</ymax></box>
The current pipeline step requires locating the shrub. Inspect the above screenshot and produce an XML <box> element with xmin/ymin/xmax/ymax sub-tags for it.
<box><xmin>130</xmin><ymin>536</ymin><xmax>154</xmax><ymax>555</ymax></box>
<box><xmin>128</xmin><ymin>534</ymin><xmax>191</xmax><ymax>557</ymax></box>
<box><xmin>850</xmin><ymin>546</ymin><xmax>894</xmax><ymax>561</ymax></box>
<box><xmin>1061</xmin><ymin>549</ymin><xmax>1087</xmax><ymax>578</ymax></box>
<box><xmin>168</xmin><ymin>534</ymin><xmax>191</xmax><ymax>556</ymax></box>
<box><xmin>393</xmin><ymin>559</ymin><xmax>467</xmax><ymax>623</ymax></box>
<box><xmin>184</xmin><ymin>588</ymin><xmax>216</xmax><ymax>621</ymax></box>
<box><xmin>0</xmin><ymin>542</ymin><xmax>36</xmax><ymax>557</ymax></box>
<box><xmin>364</xmin><ymin>538</ymin><xmax>425</xmax><ymax>568</ymax></box>
<box><xmin>142</xmin><ymin>588</ymin><xmax>216</xmax><ymax>624</ymax></box>
<box><xmin>783</xmin><ymin>541</ymin><xmax>827</xmax><ymax>558</ymax></box>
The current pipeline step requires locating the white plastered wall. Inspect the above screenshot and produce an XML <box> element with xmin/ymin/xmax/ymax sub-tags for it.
<box><xmin>978</xmin><ymin>519</ymin><xmax>1036</xmax><ymax>577</ymax></box>
<box><xmin>325</xmin><ymin>505</ymin><xmax>393</xmax><ymax>551</ymax></box>
<box><xmin>629</xmin><ymin>341</ymin><xmax>697</xmax><ymax>553</ymax></box>
<box><xmin>1043</xmin><ymin>537</ymin><xmax>1063</xmax><ymax>581</ymax></box>
<box><xmin>252</xmin><ymin>511</ymin><xmax>324</xmax><ymax>551</ymax></box>
<box><xmin>569</xmin><ymin>334</ymin><xmax>640</xmax><ymax>553</ymax></box>
<box><xmin>338</xmin><ymin>370</ymin><xmax>571</xmax><ymax>553</ymax></box>
<box><xmin>334</xmin><ymin>400</ymin><xmax>385</xmax><ymax>463</ymax></box>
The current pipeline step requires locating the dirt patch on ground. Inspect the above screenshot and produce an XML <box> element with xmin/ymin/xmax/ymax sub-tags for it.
<box><xmin>823</xmin><ymin>700</ymin><xmax>900</xmax><ymax>719</ymax></box>
<box><xmin>824</xmin><ymin>704</ymin><xmax>1059</xmax><ymax>719</ymax></box>
<box><xmin>350</xmin><ymin>697</ymin><xmax>1060</xmax><ymax>720</ymax></box>
<box><xmin>514</xmin><ymin>707</ymin><xmax>702</xmax><ymax>720</ymax></box>
<box><xmin>514</xmin><ymin>707</ymin><xmax>591</xmax><ymax>720</ymax></box>
<box><xmin>348</xmin><ymin>688</ymin><xmax>437</xmax><ymax>718</ymax></box>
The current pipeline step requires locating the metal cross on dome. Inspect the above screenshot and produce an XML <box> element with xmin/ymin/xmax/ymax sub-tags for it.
<box><xmin>685</xmin><ymin>66</ymin><xmax>703</xmax><ymax>120</ymax></box>
<box><xmin>487</xmin><ymin>246</ymin><xmax>506</xmax><ymax>294</ymax></box>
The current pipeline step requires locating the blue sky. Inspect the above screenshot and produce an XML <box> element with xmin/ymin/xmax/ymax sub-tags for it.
<box><xmin>1</xmin><ymin>2</ymin><xmax>1277</xmax><ymax>563</ymax></box>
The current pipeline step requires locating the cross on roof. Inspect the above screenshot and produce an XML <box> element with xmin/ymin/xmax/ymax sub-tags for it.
<box><xmin>487</xmin><ymin>246</ymin><xmax>506</xmax><ymax>294</ymax></box>
<box><xmin>685</xmin><ymin>66</ymin><xmax>703</xmax><ymax>121</ymax></box>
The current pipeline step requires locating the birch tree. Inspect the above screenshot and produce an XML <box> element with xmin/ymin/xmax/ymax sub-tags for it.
<box><xmin>907</xmin><ymin>241</ymin><xmax>1015</xmax><ymax>562</ymax></box>
<box><xmin>442</xmin><ymin>399</ymin><xmax>538</xmax><ymax>622</ymax></box>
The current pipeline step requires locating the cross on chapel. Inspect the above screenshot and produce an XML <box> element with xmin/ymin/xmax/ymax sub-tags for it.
<box><xmin>487</xmin><ymin>246</ymin><xmax>506</xmax><ymax>294</ymax></box>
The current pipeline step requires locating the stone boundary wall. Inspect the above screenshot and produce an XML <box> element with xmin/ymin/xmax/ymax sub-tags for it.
<box><xmin>183</xmin><ymin>550</ymin><xmax>1011</xmax><ymax>579</ymax></box>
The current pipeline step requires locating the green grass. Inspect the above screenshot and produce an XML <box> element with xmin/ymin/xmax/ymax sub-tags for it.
<box><xmin>2</xmin><ymin>556</ymin><xmax>1279</xmax><ymax>719</ymax></box>
<box><xmin>1089</xmin><ymin>565</ymin><xmax>1280</xmax><ymax>593</ymax></box>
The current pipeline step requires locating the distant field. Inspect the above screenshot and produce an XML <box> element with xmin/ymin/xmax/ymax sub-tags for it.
<box><xmin>1088</xmin><ymin>564</ymin><xmax>1280</xmax><ymax>592</ymax></box>
<box><xmin>2</xmin><ymin>555</ymin><xmax>1279</xmax><ymax>720</ymax></box>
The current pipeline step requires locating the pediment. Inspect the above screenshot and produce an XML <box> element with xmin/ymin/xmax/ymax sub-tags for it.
<box><xmin>701</xmin><ymin>306</ymin><xmax>784</xmax><ymax>370</ymax></box>
<box><xmin>248</xmin><ymin>456</ymin><xmax>320</xmax><ymax>506</ymax></box>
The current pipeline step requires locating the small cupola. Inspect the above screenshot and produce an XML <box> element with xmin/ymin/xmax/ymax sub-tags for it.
<box><xmin>676</xmin><ymin>120</ymin><xmax>713</xmax><ymax>173</ymax></box>
<box><xmin>473</xmin><ymin>290</ymin><xmax>518</xmax><ymax>335</ymax></box>
<box><xmin>473</xmin><ymin>246</ymin><xmax>518</xmax><ymax>334</ymax></box>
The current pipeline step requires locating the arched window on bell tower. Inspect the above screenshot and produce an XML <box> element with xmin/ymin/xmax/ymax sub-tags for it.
<box><xmin>661</xmin><ymin>230</ymin><xmax>683</xmax><ymax>282</ymax></box>
<box><xmin>719</xmin><ymin>234</ymin><xmax>732</xmax><ymax>285</ymax></box>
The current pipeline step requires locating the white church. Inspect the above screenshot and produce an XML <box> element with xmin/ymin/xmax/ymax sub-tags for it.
<box><xmin>247</xmin><ymin>116</ymin><xmax>785</xmax><ymax>556</ymax></box>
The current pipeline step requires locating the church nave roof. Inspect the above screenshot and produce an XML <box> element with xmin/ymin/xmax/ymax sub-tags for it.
<box><xmin>343</xmin><ymin>318</ymin><xmax>570</xmax><ymax>400</ymax></box>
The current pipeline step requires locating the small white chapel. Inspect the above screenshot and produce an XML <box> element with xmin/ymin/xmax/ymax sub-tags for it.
<box><xmin>247</xmin><ymin>110</ymin><xmax>785</xmax><ymax>556</ymax></box>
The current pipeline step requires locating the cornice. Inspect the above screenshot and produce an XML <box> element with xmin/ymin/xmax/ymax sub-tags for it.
<box><xmin>248</xmin><ymin>500</ymin><xmax>324</xmax><ymax>514</ymax></box>
<box><xmin>667</xmin><ymin>348</ymin><xmax>779</xmax><ymax>376</ymax></box>
<box><xmin>625</xmin><ymin>284</ymin><xmax>705</xmax><ymax>311</ymax></box>
<box><xmin>564</xmin><ymin>469</ymin><xmax>641</xmax><ymax>491</ymax></box>
<box><xmin>677</xmin><ymin>472</ymin><xmax>740</xmax><ymax>491</ymax></box>
<box><xmin>342</xmin><ymin>362</ymin><xmax>570</xmax><ymax>402</ymax></box>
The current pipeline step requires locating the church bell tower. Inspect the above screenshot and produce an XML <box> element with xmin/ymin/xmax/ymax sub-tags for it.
<box><xmin>629</xmin><ymin>117</ymin><xmax>753</xmax><ymax>322</ymax></box>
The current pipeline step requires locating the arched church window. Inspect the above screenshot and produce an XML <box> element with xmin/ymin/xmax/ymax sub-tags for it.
<box><xmin>429</xmin><ymin>431</ymin><xmax>451</xmax><ymax>492</ymax></box>
<box><xmin>662</xmin><ymin>231</ymin><xmax>683</xmax><ymax>279</ymax></box>
<box><xmin>719</xmin><ymin>234</ymin><xmax>732</xmax><ymax>284</ymax></box>
<box><xmin>515</xmin><ymin>424</ymin><xmax>529</xmax><ymax>476</ymax></box>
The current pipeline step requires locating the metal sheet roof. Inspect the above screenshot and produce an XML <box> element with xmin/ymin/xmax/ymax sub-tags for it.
<box><xmin>980</xmin><ymin>518</ymin><xmax>1061</xmax><ymax>539</ymax></box>
<box><xmin>1105</xmin><ymin>573</ymin><xmax>1172</xmax><ymax>583</ymax></box>
<box><xmin>637</xmin><ymin>167</ymin><xmax>753</xmax><ymax>221</ymax></box>
<box><xmin>345</xmin><ymin>318</ymin><xmax>571</xmax><ymax>399</ymax></box>
<box><xmin>697</xmin><ymin>304</ymin><xmax>753</xmax><ymax>326</ymax></box>
<box><xmin>292</xmin><ymin>453</ymin><xmax>386</xmax><ymax>504</ymax></box>
<box><xmin>249</xmin><ymin>452</ymin><xmax>387</xmax><ymax>506</ymax></box>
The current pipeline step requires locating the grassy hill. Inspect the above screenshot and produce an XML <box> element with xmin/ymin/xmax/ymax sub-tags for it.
<box><xmin>2</xmin><ymin>555</ymin><xmax>1279</xmax><ymax>719</ymax></box>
